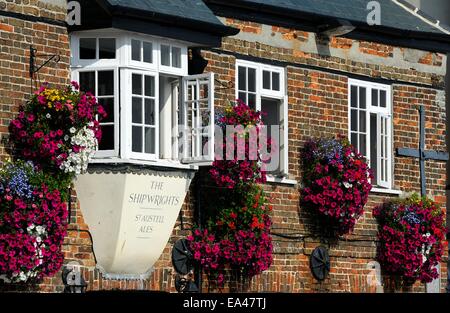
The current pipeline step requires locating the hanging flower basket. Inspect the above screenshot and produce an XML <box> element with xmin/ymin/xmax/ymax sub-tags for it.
<box><xmin>9</xmin><ymin>82</ymin><xmax>106</xmax><ymax>179</ymax></box>
<box><xmin>373</xmin><ymin>194</ymin><xmax>446</xmax><ymax>285</ymax></box>
<box><xmin>301</xmin><ymin>136</ymin><xmax>372</xmax><ymax>236</ymax></box>
<box><xmin>0</xmin><ymin>161</ymin><xmax>68</xmax><ymax>284</ymax></box>
<box><xmin>0</xmin><ymin>82</ymin><xmax>105</xmax><ymax>285</ymax></box>
<box><xmin>188</xmin><ymin>102</ymin><xmax>273</xmax><ymax>288</ymax></box>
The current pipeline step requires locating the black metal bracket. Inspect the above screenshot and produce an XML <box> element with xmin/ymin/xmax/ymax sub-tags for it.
<box><xmin>29</xmin><ymin>45</ymin><xmax>61</xmax><ymax>78</ymax></box>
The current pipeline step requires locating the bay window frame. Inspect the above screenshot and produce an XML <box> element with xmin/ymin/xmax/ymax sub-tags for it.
<box><xmin>70</xmin><ymin>29</ymin><xmax>213</xmax><ymax>168</ymax></box>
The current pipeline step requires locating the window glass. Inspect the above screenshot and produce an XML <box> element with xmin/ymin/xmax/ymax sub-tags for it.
<box><xmin>132</xmin><ymin>126</ymin><xmax>143</xmax><ymax>153</ymax></box>
<box><xmin>98</xmin><ymin>98</ymin><xmax>114</xmax><ymax>123</ymax></box>
<box><xmin>79</xmin><ymin>71</ymin><xmax>95</xmax><ymax>93</ymax></box>
<box><xmin>99</xmin><ymin>38</ymin><xmax>116</xmax><ymax>59</ymax></box>
<box><xmin>172</xmin><ymin>47</ymin><xmax>181</xmax><ymax>68</ymax></box>
<box><xmin>161</xmin><ymin>45</ymin><xmax>170</xmax><ymax>66</ymax></box>
<box><xmin>248</xmin><ymin>68</ymin><xmax>256</xmax><ymax>92</ymax></box>
<box><xmin>132</xmin><ymin>40</ymin><xmax>141</xmax><ymax>61</ymax></box>
<box><xmin>99</xmin><ymin>125</ymin><xmax>115</xmax><ymax>150</ymax></box>
<box><xmin>98</xmin><ymin>71</ymin><xmax>114</xmax><ymax>96</ymax></box>
<box><xmin>238</xmin><ymin>66</ymin><xmax>246</xmax><ymax>91</ymax></box>
<box><xmin>80</xmin><ymin>38</ymin><xmax>96</xmax><ymax>59</ymax></box>
<box><xmin>132</xmin><ymin>74</ymin><xmax>142</xmax><ymax>95</ymax></box>
<box><xmin>272</xmin><ymin>72</ymin><xmax>280</xmax><ymax>91</ymax></box>
<box><xmin>263</xmin><ymin>70</ymin><xmax>271</xmax><ymax>89</ymax></box>
<box><xmin>143</xmin><ymin>42</ymin><xmax>153</xmax><ymax>63</ymax></box>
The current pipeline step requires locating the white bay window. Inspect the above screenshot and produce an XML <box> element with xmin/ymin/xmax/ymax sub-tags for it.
<box><xmin>70</xmin><ymin>29</ymin><xmax>214</xmax><ymax>167</ymax></box>
<box><xmin>348</xmin><ymin>79</ymin><xmax>393</xmax><ymax>189</ymax></box>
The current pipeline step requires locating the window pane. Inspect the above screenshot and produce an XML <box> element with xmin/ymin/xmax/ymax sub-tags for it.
<box><xmin>98</xmin><ymin>98</ymin><xmax>114</xmax><ymax>123</ymax></box>
<box><xmin>161</xmin><ymin>45</ymin><xmax>170</xmax><ymax>66</ymax></box>
<box><xmin>80</xmin><ymin>38</ymin><xmax>96</xmax><ymax>59</ymax></box>
<box><xmin>351</xmin><ymin>85</ymin><xmax>358</xmax><ymax>108</ymax></box>
<box><xmin>132</xmin><ymin>40</ymin><xmax>141</xmax><ymax>61</ymax></box>
<box><xmin>372</xmin><ymin>89</ymin><xmax>379</xmax><ymax>107</ymax></box>
<box><xmin>370</xmin><ymin>113</ymin><xmax>378</xmax><ymax>184</ymax></box>
<box><xmin>238</xmin><ymin>66</ymin><xmax>246</xmax><ymax>91</ymax></box>
<box><xmin>172</xmin><ymin>47</ymin><xmax>181</xmax><ymax>68</ymax></box>
<box><xmin>144</xmin><ymin>99</ymin><xmax>155</xmax><ymax>125</ymax></box>
<box><xmin>132</xmin><ymin>74</ymin><xmax>142</xmax><ymax>95</ymax></box>
<box><xmin>248</xmin><ymin>68</ymin><xmax>256</xmax><ymax>92</ymax></box>
<box><xmin>145</xmin><ymin>76</ymin><xmax>155</xmax><ymax>97</ymax></box>
<box><xmin>238</xmin><ymin>92</ymin><xmax>247</xmax><ymax>104</ymax></box>
<box><xmin>261</xmin><ymin>99</ymin><xmax>281</xmax><ymax>173</ymax></box>
<box><xmin>248</xmin><ymin>93</ymin><xmax>256</xmax><ymax>110</ymax></box>
<box><xmin>99</xmin><ymin>125</ymin><xmax>114</xmax><ymax>150</ymax></box>
<box><xmin>99</xmin><ymin>38</ymin><xmax>116</xmax><ymax>59</ymax></box>
<box><xmin>351</xmin><ymin>109</ymin><xmax>358</xmax><ymax>131</ymax></box>
<box><xmin>351</xmin><ymin>132</ymin><xmax>358</xmax><ymax>148</ymax></box>
<box><xmin>143</xmin><ymin>42</ymin><xmax>153</xmax><ymax>63</ymax></box>
<box><xmin>132</xmin><ymin>126</ymin><xmax>143</xmax><ymax>153</ymax></box>
<box><xmin>98</xmin><ymin>71</ymin><xmax>114</xmax><ymax>96</ymax></box>
<box><xmin>359</xmin><ymin>111</ymin><xmax>366</xmax><ymax>133</ymax></box>
<box><xmin>359</xmin><ymin>87</ymin><xmax>366</xmax><ymax>109</ymax></box>
<box><xmin>380</xmin><ymin>90</ymin><xmax>387</xmax><ymax>108</ymax></box>
<box><xmin>263</xmin><ymin>70</ymin><xmax>271</xmax><ymax>89</ymax></box>
<box><xmin>132</xmin><ymin>97</ymin><xmax>143</xmax><ymax>124</ymax></box>
<box><xmin>272</xmin><ymin>72</ymin><xmax>280</xmax><ymax>91</ymax></box>
<box><xmin>79</xmin><ymin>71</ymin><xmax>95</xmax><ymax>94</ymax></box>
<box><xmin>145</xmin><ymin>128</ymin><xmax>156</xmax><ymax>154</ymax></box>
<box><xmin>359</xmin><ymin>134</ymin><xmax>366</xmax><ymax>156</ymax></box>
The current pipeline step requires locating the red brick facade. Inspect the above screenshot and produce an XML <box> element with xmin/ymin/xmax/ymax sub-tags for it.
<box><xmin>0</xmin><ymin>4</ymin><xmax>448</xmax><ymax>293</ymax></box>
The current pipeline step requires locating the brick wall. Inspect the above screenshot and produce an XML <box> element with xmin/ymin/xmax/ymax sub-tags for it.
<box><xmin>0</xmin><ymin>7</ymin><xmax>448</xmax><ymax>293</ymax></box>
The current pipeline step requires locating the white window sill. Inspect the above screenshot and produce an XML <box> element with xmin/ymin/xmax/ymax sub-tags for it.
<box><xmin>370</xmin><ymin>187</ymin><xmax>403</xmax><ymax>195</ymax></box>
<box><xmin>266</xmin><ymin>175</ymin><xmax>298</xmax><ymax>186</ymax></box>
<box><xmin>89</xmin><ymin>158</ymin><xmax>199</xmax><ymax>171</ymax></box>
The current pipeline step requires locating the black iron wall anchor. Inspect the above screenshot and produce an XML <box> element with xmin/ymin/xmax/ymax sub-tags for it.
<box><xmin>396</xmin><ymin>106</ymin><xmax>449</xmax><ymax>197</ymax></box>
<box><xmin>29</xmin><ymin>45</ymin><xmax>61</xmax><ymax>79</ymax></box>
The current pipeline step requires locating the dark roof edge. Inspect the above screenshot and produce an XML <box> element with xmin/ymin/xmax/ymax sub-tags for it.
<box><xmin>204</xmin><ymin>0</ymin><xmax>450</xmax><ymax>51</ymax></box>
<box><xmin>96</xmin><ymin>0</ymin><xmax>239</xmax><ymax>37</ymax></box>
<box><xmin>396</xmin><ymin>0</ymin><xmax>450</xmax><ymax>33</ymax></box>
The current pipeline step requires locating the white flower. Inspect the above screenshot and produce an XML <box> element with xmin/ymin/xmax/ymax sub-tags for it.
<box><xmin>70</xmin><ymin>127</ymin><xmax>77</xmax><ymax>134</ymax></box>
<box><xmin>343</xmin><ymin>182</ymin><xmax>353</xmax><ymax>189</ymax></box>
<box><xmin>60</xmin><ymin>126</ymin><xmax>98</xmax><ymax>176</ymax></box>
<box><xmin>46</xmin><ymin>113</ymin><xmax>51</xmax><ymax>119</ymax></box>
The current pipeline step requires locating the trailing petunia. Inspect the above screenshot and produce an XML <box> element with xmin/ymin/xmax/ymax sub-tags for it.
<box><xmin>301</xmin><ymin>136</ymin><xmax>372</xmax><ymax>236</ymax></box>
<box><xmin>373</xmin><ymin>194</ymin><xmax>446</xmax><ymax>285</ymax></box>
<box><xmin>0</xmin><ymin>161</ymin><xmax>68</xmax><ymax>284</ymax></box>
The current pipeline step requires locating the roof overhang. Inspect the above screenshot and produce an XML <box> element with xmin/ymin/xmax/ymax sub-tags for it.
<box><xmin>68</xmin><ymin>0</ymin><xmax>239</xmax><ymax>48</ymax></box>
<box><xmin>205</xmin><ymin>0</ymin><xmax>450</xmax><ymax>53</ymax></box>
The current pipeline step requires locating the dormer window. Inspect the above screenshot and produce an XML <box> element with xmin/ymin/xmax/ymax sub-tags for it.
<box><xmin>70</xmin><ymin>29</ymin><xmax>214</xmax><ymax>167</ymax></box>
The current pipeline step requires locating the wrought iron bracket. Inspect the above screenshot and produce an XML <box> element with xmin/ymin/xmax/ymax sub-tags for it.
<box><xmin>29</xmin><ymin>45</ymin><xmax>61</xmax><ymax>78</ymax></box>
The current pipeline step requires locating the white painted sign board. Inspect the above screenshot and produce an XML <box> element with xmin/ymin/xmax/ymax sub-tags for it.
<box><xmin>75</xmin><ymin>171</ymin><xmax>193</xmax><ymax>279</ymax></box>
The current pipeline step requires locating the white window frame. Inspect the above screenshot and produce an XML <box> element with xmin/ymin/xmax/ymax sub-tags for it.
<box><xmin>128</xmin><ymin>36</ymin><xmax>158</xmax><ymax>71</ymax></box>
<box><xmin>121</xmin><ymin>69</ymin><xmax>160</xmax><ymax>161</ymax></box>
<box><xmin>158</xmin><ymin>42</ymin><xmax>188</xmax><ymax>76</ymax></box>
<box><xmin>181</xmin><ymin>73</ymin><xmax>215</xmax><ymax>164</ymax></box>
<box><xmin>348</xmin><ymin>78</ymin><xmax>393</xmax><ymax>189</ymax></box>
<box><xmin>71</xmin><ymin>67</ymin><xmax>120</xmax><ymax>158</ymax></box>
<box><xmin>235</xmin><ymin>59</ymin><xmax>289</xmax><ymax>176</ymax></box>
